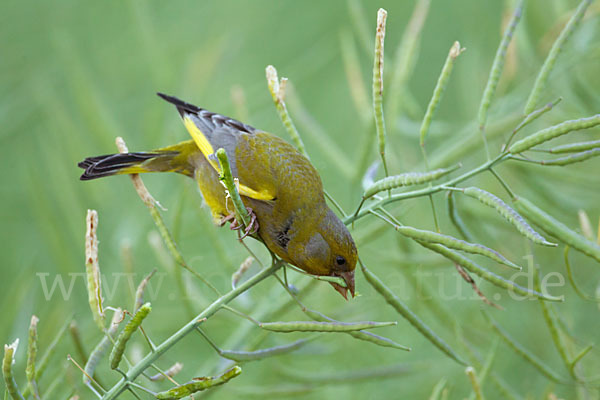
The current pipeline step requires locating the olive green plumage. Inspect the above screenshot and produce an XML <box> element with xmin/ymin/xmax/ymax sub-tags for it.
<box><xmin>79</xmin><ymin>93</ymin><xmax>357</xmax><ymax>298</ymax></box>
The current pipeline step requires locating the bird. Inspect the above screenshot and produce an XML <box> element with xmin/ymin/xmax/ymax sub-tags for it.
<box><xmin>78</xmin><ymin>93</ymin><xmax>357</xmax><ymax>299</ymax></box>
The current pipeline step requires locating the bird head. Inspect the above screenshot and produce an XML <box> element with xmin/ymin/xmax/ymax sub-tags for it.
<box><xmin>288</xmin><ymin>208</ymin><xmax>357</xmax><ymax>299</ymax></box>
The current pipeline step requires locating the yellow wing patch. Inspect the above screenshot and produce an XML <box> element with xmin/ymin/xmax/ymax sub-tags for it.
<box><xmin>183</xmin><ymin>116</ymin><xmax>275</xmax><ymax>201</ymax></box>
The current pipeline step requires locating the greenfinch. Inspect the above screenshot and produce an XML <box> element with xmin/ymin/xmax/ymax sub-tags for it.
<box><xmin>78</xmin><ymin>93</ymin><xmax>357</xmax><ymax>298</ymax></box>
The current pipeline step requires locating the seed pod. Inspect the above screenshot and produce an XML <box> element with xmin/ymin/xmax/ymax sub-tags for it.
<box><xmin>361</xmin><ymin>263</ymin><xmax>466</xmax><ymax>365</ymax></box>
<box><xmin>85</xmin><ymin>209</ymin><xmax>105</xmax><ymax>331</ymax></box>
<box><xmin>3</xmin><ymin>340</ymin><xmax>25</xmax><ymax>400</ymax></box>
<box><xmin>364</xmin><ymin>165</ymin><xmax>460</xmax><ymax>198</ymax></box>
<box><xmin>149</xmin><ymin>362</ymin><xmax>184</xmax><ymax>382</ymax></box>
<box><xmin>394</xmin><ymin>225</ymin><xmax>520</xmax><ymax>270</ymax></box>
<box><xmin>446</xmin><ymin>191</ymin><xmax>473</xmax><ymax>242</ymax></box>
<box><xmin>216</xmin><ymin>149</ymin><xmax>251</xmax><ymax>228</ymax></box>
<box><xmin>523</xmin><ymin>0</ymin><xmax>592</xmax><ymax>114</ymax></box>
<box><xmin>259</xmin><ymin>320</ymin><xmax>395</xmax><ymax>333</ymax></box>
<box><xmin>462</xmin><ymin>187</ymin><xmax>555</xmax><ymax>247</ymax></box>
<box><xmin>304</xmin><ymin>308</ymin><xmax>410</xmax><ymax>351</ymax></box>
<box><xmin>513</xmin><ymin>196</ymin><xmax>600</xmax><ymax>263</ymax></box>
<box><xmin>110</xmin><ymin>303</ymin><xmax>151</xmax><ymax>370</ymax></box>
<box><xmin>134</xmin><ymin>270</ymin><xmax>156</xmax><ymax>312</ymax></box>
<box><xmin>373</xmin><ymin>8</ymin><xmax>389</xmax><ymax>176</ymax></box>
<box><xmin>478</xmin><ymin>0</ymin><xmax>523</xmax><ymax>131</ymax></box>
<box><xmin>549</xmin><ymin>139</ymin><xmax>600</xmax><ymax>153</ymax></box>
<box><xmin>532</xmin><ymin>266</ymin><xmax>571</xmax><ymax>374</ymax></box>
<box><xmin>26</xmin><ymin>316</ymin><xmax>40</xmax><ymax>399</ymax></box>
<box><xmin>84</xmin><ymin>309</ymin><xmax>122</xmax><ymax>384</ymax></box>
<box><xmin>540</xmin><ymin>148</ymin><xmax>600</xmax><ymax>166</ymax></box>
<box><xmin>509</xmin><ymin>115</ymin><xmax>600</xmax><ymax>154</ymax></box>
<box><xmin>420</xmin><ymin>41</ymin><xmax>464</xmax><ymax>148</ymax></box>
<box><xmin>465</xmin><ymin>366</ymin><xmax>484</xmax><ymax>400</ymax></box>
<box><xmin>23</xmin><ymin>319</ymin><xmax>70</xmax><ymax>398</ymax></box>
<box><xmin>156</xmin><ymin>366</ymin><xmax>242</xmax><ymax>399</ymax></box>
<box><xmin>232</xmin><ymin>257</ymin><xmax>253</xmax><ymax>289</ymax></box>
<box><xmin>219</xmin><ymin>338</ymin><xmax>313</xmax><ymax>362</ymax></box>
<box><xmin>266</xmin><ymin>65</ymin><xmax>306</xmax><ymax>157</ymax></box>
<box><xmin>483</xmin><ymin>311</ymin><xmax>566</xmax><ymax>383</ymax></box>
<box><xmin>418</xmin><ymin>241</ymin><xmax>561</xmax><ymax>301</ymax></box>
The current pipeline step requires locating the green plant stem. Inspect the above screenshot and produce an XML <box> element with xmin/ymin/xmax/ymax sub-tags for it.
<box><xmin>346</xmin><ymin>153</ymin><xmax>509</xmax><ymax>225</ymax></box>
<box><xmin>488</xmin><ymin>168</ymin><xmax>515</xmax><ymax>199</ymax></box>
<box><xmin>101</xmin><ymin>261</ymin><xmax>282</xmax><ymax>399</ymax></box>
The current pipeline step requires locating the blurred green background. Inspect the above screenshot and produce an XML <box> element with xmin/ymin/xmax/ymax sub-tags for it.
<box><xmin>2</xmin><ymin>0</ymin><xmax>600</xmax><ymax>398</ymax></box>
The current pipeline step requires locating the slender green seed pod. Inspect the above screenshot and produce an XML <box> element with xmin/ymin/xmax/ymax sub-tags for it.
<box><xmin>156</xmin><ymin>366</ymin><xmax>242</xmax><ymax>399</ymax></box>
<box><xmin>340</xmin><ymin>30</ymin><xmax>370</xmax><ymax>124</ymax></box>
<box><xmin>148</xmin><ymin>207</ymin><xmax>217</xmax><ymax>294</ymax></box>
<box><xmin>564</xmin><ymin>246</ymin><xmax>600</xmax><ymax>301</ymax></box>
<box><xmin>388</xmin><ymin>0</ymin><xmax>430</xmax><ymax>124</ymax></box>
<box><xmin>570</xmin><ymin>344</ymin><xmax>593</xmax><ymax>378</ymax></box>
<box><xmin>462</xmin><ymin>187</ymin><xmax>555</xmax><ymax>246</ymax></box>
<box><xmin>524</xmin><ymin>0</ymin><xmax>592</xmax><ymax>114</ymax></box>
<box><xmin>465</xmin><ymin>367</ymin><xmax>484</xmax><ymax>400</ymax></box>
<box><xmin>231</xmin><ymin>256</ymin><xmax>253</xmax><ymax>289</ymax></box>
<box><xmin>418</xmin><ymin>241</ymin><xmax>561</xmax><ymax>301</ymax></box>
<box><xmin>259</xmin><ymin>320</ymin><xmax>395</xmax><ymax>333</ymax></box>
<box><xmin>216</xmin><ymin>148</ymin><xmax>251</xmax><ymax>229</ymax></box>
<box><xmin>134</xmin><ymin>269</ymin><xmax>156</xmax><ymax>312</ymax></box>
<box><xmin>364</xmin><ymin>165</ymin><xmax>460</xmax><ymax>198</ymax></box>
<box><xmin>446</xmin><ymin>192</ymin><xmax>474</xmax><ymax>242</ymax></box>
<box><xmin>117</xmin><ymin>138</ymin><xmax>217</xmax><ymax>295</ymax></box>
<box><xmin>394</xmin><ymin>225</ymin><xmax>520</xmax><ymax>270</ymax></box>
<box><xmin>84</xmin><ymin>309</ymin><xmax>122</xmax><ymax>384</ymax></box>
<box><xmin>347</xmin><ymin>0</ymin><xmax>372</xmax><ymax>55</ymax></box>
<box><xmin>265</xmin><ymin>65</ymin><xmax>307</xmax><ymax>157</ymax></box>
<box><xmin>509</xmin><ymin>114</ymin><xmax>600</xmax><ymax>154</ymax></box>
<box><xmin>428</xmin><ymin>378</ymin><xmax>447</xmax><ymax>400</ymax></box>
<box><xmin>478</xmin><ymin>0</ymin><xmax>524</xmax><ymax>131</ymax></box>
<box><xmin>360</xmin><ymin>263</ymin><xmax>466</xmax><ymax>364</ymax></box>
<box><xmin>513</xmin><ymin>196</ymin><xmax>600</xmax><ymax>263</ymax></box>
<box><xmin>149</xmin><ymin>362</ymin><xmax>184</xmax><ymax>382</ymax></box>
<box><xmin>109</xmin><ymin>303</ymin><xmax>151</xmax><ymax>370</ymax></box>
<box><xmin>532</xmin><ymin>266</ymin><xmax>572</xmax><ymax>377</ymax></box>
<box><xmin>373</xmin><ymin>8</ymin><xmax>389</xmax><ymax>177</ymax></box>
<box><xmin>85</xmin><ymin>209</ymin><xmax>105</xmax><ymax>331</ymax></box>
<box><xmin>476</xmin><ymin>339</ymin><xmax>499</xmax><ymax>391</ymax></box>
<box><xmin>511</xmin><ymin>97</ymin><xmax>562</xmax><ymax>142</ymax></box>
<box><xmin>361</xmin><ymin>161</ymin><xmax>379</xmax><ymax>192</ymax></box>
<box><xmin>303</xmin><ymin>308</ymin><xmax>410</xmax><ymax>351</ymax></box>
<box><xmin>22</xmin><ymin>318</ymin><xmax>70</xmax><ymax>398</ymax></box>
<box><xmin>482</xmin><ymin>311</ymin><xmax>566</xmax><ymax>383</ymax></box>
<box><xmin>549</xmin><ymin>140</ymin><xmax>600</xmax><ymax>153</ymax></box>
<box><xmin>578</xmin><ymin>210</ymin><xmax>595</xmax><ymax>241</ymax></box>
<box><xmin>540</xmin><ymin>148</ymin><xmax>600</xmax><ymax>166</ymax></box>
<box><xmin>3</xmin><ymin>340</ymin><xmax>25</xmax><ymax>400</ymax></box>
<box><xmin>26</xmin><ymin>316</ymin><xmax>39</xmax><ymax>400</ymax></box>
<box><xmin>347</xmin><ymin>331</ymin><xmax>411</xmax><ymax>351</ymax></box>
<box><xmin>219</xmin><ymin>338</ymin><xmax>312</xmax><ymax>362</ymax></box>
<box><xmin>420</xmin><ymin>41</ymin><xmax>464</xmax><ymax>148</ymax></box>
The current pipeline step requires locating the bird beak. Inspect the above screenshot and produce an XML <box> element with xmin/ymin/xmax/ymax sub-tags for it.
<box><xmin>330</xmin><ymin>270</ymin><xmax>355</xmax><ymax>300</ymax></box>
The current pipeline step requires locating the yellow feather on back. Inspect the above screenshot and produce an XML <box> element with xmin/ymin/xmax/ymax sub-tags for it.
<box><xmin>183</xmin><ymin>116</ymin><xmax>275</xmax><ymax>201</ymax></box>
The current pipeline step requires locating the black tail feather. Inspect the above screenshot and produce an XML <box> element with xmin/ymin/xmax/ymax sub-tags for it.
<box><xmin>157</xmin><ymin>92</ymin><xmax>201</xmax><ymax>117</ymax></box>
<box><xmin>78</xmin><ymin>152</ymin><xmax>159</xmax><ymax>180</ymax></box>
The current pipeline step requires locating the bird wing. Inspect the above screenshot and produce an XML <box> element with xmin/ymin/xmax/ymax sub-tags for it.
<box><xmin>158</xmin><ymin>93</ymin><xmax>275</xmax><ymax>201</ymax></box>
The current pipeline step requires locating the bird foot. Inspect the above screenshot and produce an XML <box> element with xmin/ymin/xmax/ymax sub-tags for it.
<box><xmin>220</xmin><ymin>208</ymin><xmax>259</xmax><ymax>239</ymax></box>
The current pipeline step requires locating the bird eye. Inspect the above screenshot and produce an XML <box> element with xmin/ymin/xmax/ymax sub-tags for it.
<box><xmin>336</xmin><ymin>256</ymin><xmax>346</xmax><ymax>265</ymax></box>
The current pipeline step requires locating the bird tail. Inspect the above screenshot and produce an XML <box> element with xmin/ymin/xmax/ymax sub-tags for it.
<box><xmin>78</xmin><ymin>140</ymin><xmax>197</xmax><ymax>180</ymax></box>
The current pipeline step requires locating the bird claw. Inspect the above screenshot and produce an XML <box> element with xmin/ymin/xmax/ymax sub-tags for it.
<box><xmin>239</xmin><ymin>208</ymin><xmax>259</xmax><ymax>239</ymax></box>
<box><xmin>220</xmin><ymin>208</ymin><xmax>259</xmax><ymax>240</ymax></box>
